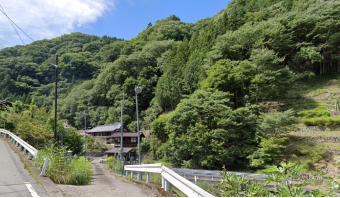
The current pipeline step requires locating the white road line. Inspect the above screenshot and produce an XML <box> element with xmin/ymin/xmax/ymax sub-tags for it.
<box><xmin>25</xmin><ymin>182</ymin><xmax>40</xmax><ymax>197</ymax></box>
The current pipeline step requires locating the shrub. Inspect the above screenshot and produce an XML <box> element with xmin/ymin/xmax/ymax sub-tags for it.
<box><xmin>68</xmin><ymin>157</ymin><xmax>93</xmax><ymax>185</ymax></box>
<box><xmin>302</xmin><ymin>116</ymin><xmax>340</xmax><ymax>126</ymax></box>
<box><xmin>106</xmin><ymin>156</ymin><xmax>116</xmax><ymax>170</ymax></box>
<box><xmin>296</xmin><ymin>107</ymin><xmax>330</xmax><ymax>118</ymax></box>
<box><xmin>34</xmin><ymin>144</ymin><xmax>93</xmax><ymax>185</ymax></box>
<box><xmin>219</xmin><ymin>162</ymin><xmax>334</xmax><ymax>197</ymax></box>
<box><xmin>106</xmin><ymin>156</ymin><xmax>123</xmax><ymax>174</ymax></box>
<box><xmin>295</xmin><ymin>143</ymin><xmax>328</xmax><ymax>162</ymax></box>
<box><xmin>248</xmin><ymin>137</ymin><xmax>289</xmax><ymax>168</ymax></box>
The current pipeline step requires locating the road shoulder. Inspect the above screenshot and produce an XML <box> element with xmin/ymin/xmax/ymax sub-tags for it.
<box><xmin>1</xmin><ymin>137</ymin><xmax>63</xmax><ymax>197</ymax></box>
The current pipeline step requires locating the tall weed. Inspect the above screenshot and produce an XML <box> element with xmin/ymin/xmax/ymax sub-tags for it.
<box><xmin>34</xmin><ymin>144</ymin><xmax>93</xmax><ymax>185</ymax></box>
<box><xmin>106</xmin><ymin>156</ymin><xmax>123</xmax><ymax>174</ymax></box>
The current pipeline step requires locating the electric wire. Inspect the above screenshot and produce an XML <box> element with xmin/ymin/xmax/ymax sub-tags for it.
<box><xmin>0</xmin><ymin>38</ymin><xmax>13</xmax><ymax>47</ymax></box>
<box><xmin>0</xmin><ymin>5</ymin><xmax>25</xmax><ymax>45</ymax></box>
<box><xmin>0</xmin><ymin>4</ymin><xmax>35</xmax><ymax>45</ymax></box>
<box><xmin>1</xmin><ymin>8</ymin><xmax>35</xmax><ymax>42</ymax></box>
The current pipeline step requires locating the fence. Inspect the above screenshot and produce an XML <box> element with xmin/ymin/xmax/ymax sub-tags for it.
<box><xmin>0</xmin><ymin>129</ymin><xmax>38</xmax><ymax>159</ymax></box>
<box><xmin>124</xmin><ymin>163</ymin><xmax>214</xmax><ymax>197</ymax></box>
<box><xmin>172</xmin><ymin>168</ymin><xmax>267</xmax><ymax>184</ymax></box>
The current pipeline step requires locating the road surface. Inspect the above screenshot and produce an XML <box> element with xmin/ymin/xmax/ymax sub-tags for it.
<box><xmin>0</xmin><ymin>138</ymin><xmax>48</xmax><ymax>197</ymax></box>
<box><xmin>57</xmin><ymin>157</ymin><xmax>158</xmax><ymax>197</ymax></box>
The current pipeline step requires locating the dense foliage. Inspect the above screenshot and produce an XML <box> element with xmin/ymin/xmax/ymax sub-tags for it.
<box><xmin>219</xmin><ymin>162</ymin><xmax>335</xmax><ymax>197</ymax></box>
<box><xmin>1</xmin><ymin>0</ymin><xmax>340</xmax><ymax>170</ymax></box>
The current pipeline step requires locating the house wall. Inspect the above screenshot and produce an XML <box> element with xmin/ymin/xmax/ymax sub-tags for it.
<box><xmin>113</xmin><ymin>137</ymin><xmax>138</xmax><ymax>147</ymax></box>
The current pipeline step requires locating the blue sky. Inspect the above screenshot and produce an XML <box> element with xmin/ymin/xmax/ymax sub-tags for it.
<box><xmin>76</xmin><ymin>0</ymin><xmax>231</xmax><ymax>40</ymax></box>
<box><xmin>0</xmin><ymin>0</ymin><xmax>231</xmax><ymax>49</ymax></box>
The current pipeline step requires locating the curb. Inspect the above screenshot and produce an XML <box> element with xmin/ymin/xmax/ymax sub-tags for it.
<box><xmin>31</xmin><ymin>167</ymin><xmax>64</xmax><ymax>197</ymax></box>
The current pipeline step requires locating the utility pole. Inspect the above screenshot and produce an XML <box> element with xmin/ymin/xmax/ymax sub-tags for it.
<box><xmin>120</xmin><ymin>90</ymin><xmax>124</xmax><ymax>160</ymax></box>
<box><xmin>84</xmin><ymin>110</ymin><xmax>87</xmax><ymax>158</ymax></box>
<box><xmin>135</xmin><ymin>87</ymin><xmax>142</xmax><ymax>165</ymax></box>
<box><xmin>54</xmin><ymin>55</ymin><xmax>58</xmax><ymax>142</ymax></box>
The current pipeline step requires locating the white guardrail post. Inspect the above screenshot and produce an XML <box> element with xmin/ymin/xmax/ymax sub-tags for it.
<box><xmin>0</xmin><ymin>129</ymin><xmax>38</xmax><ymax>159</ymax></box>
<box><xmin>40</xmin><ymin>157</ymin><xmax>49</xmax><ymax>176</ymax></box>
<box><xmin>124</xmin><ymin>163</ymin><xmax>214</xmax><ymax>197</ymax></box>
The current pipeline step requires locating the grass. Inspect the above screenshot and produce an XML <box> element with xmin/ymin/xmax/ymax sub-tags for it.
<box><xmin>287</xmin><ymin>75</ymin><xmax>340</xmax><ymax>99</ymax></box>
<box><xmin>197</xmin><ymin>181</ymin><xmax>221</xmax><ymax>196</ymax></box>
<box><xmin>33</xmin><ymin>144</ymin><xmax>93</xmax><ymax>185</ymax></box>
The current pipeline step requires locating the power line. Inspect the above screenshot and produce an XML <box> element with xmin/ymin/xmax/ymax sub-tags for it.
<box><xmin>0</xmin><ymin>4</ymin><xmax>35</xmax><ymax>44</ymax></box>
<box><xmin>0</xmin><ymin>5</ymin><xmax>25</xmax><ymax>45</ymax></box>
<box><xmin>0</xmin><ymin>38</ymin><xmax>13</xmax><ymax>47</ymax></box>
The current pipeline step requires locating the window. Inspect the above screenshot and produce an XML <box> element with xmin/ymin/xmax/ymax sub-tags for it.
<box><xmin>115</xmin><ymin>137</ymin><xmax>120</xmax><ymax>143</ymax></box>
<box><xmin>131</xmin><ymin>137</ymin><xmax>137</xmax><ymax>143</ymax></box>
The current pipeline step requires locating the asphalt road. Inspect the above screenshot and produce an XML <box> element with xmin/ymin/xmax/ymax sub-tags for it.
<box><xmin>0</xmin><ymin>138</ymin><xmax>48</xmax><ymax>197</ymax></box>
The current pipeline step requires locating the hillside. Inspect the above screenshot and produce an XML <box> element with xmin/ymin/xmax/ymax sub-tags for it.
<box><xmin>1</xmin><ymin>0</ymin><xmax>340</xmax><ymax>176</ymax></box>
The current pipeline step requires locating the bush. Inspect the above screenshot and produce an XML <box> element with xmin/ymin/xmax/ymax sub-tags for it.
<box><xmin>302</xmin><ymin>116</ymin><xmax>340</xmax><ymax>126</ymax></box>
<box><xmin>296</xmin><ymin>107</ymin><xmax>330</xmax><ymax>118</ymax></box>
<box><xmin>106</xmin><ymin>156</ymin><xmax>123</xmax><ymax>174</ymax></box>
<box><xmin>34</xmin><ymin>144</ymin><xmax>93</xmax><ymax>185</ymax></box>
<box><xmin>106</xmin><ymin>156</ymin><xmax>116</xmax><ymax>170</ymax></box>
<box><xmin>248</xmin><ymin>137</ymin><xmax>289</xmax><ymax>168</ymax></box>
<box><xmin>294</xmin><ymin>143</ymin><xmax>328</xmax><ymax>162</ymax></box>
<box><xmin>219</xmin><ymin>162</ymin><xmax>334</xmax><ymax>197</ymax></box>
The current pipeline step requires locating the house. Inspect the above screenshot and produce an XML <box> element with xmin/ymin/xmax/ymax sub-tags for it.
<box><xmin>86</xmin><ymin>122</ymin><xmax>131</xmax><ymax>144</ymax></box>
<box><xmin>110</xmin><ymin>132</ymin><xmax>145</xmax><ymax>148</ymax></box>
<box><xmin>105</xmin><ymin>131</ymin><xmax>145</xmax><ymax>161</ymax></box>
<box><xmin>76</xmin><ymin>129</ymin><xmax>86</xmax><ymax>137</ymax></box>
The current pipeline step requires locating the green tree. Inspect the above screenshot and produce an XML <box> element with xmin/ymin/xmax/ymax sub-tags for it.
<box><xmin>161</xmin><ymin>90</ymin><xmax>259</xmax><ymax>169</ymax></box>
<box><xmin>248</xmin><ymin>110</ymin><xmax>298</xmax><ymax>168</ymax></box>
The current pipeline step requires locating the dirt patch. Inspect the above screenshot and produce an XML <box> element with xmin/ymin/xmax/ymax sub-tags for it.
<box><xmin>289</xmin><ymin>131</ymin><xmax>340</xmax><ymax>137</ymax></box>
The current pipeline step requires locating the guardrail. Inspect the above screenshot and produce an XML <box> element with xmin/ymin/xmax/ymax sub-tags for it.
<box><xmin>172</xmin><ymin>168</ymin><xmax>267</xmax><ymax>184</ymax></box>
<box><xmin>124</xmin><ymin>163</ymin><xmax>214</xmax><ymax>197</ymax></box>
<box><xmin>0</xmin><ymin>129</ymin><xmax>38</xmax><ymax>159</ymax></box>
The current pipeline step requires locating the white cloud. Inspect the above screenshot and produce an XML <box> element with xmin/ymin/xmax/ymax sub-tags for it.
<box><xmin>0</xmin><ymin>0</ymin><xmax>116</xmax><ymax>49</ymax></box>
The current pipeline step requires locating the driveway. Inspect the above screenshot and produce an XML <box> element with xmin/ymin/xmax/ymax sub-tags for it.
<box><xmin>57</xmin><ymin>157</ymin><xmax>158</xmax><ymax>197</ymax></box>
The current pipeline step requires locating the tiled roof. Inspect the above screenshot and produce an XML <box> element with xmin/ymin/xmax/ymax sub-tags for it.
<box><xmin>105</xmin><ymin>147</ymin><xmax>134</xmax><ymax>154</ymax></box>
<box><xmin>77</xmin><ymin>132</ymin><xmax>85</xmax><ymax>136</ymax></box>
<box><xmin>88</xmin><ymin>122</ymin><xmax>121</xmax><ymax>133</ymax></box>
<box><xmin>110</xmin><ymin>132</ymin><xmax>144</xmax><ymax>138</ymax></box>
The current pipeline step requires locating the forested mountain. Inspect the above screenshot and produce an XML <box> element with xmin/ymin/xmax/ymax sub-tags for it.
<box><xmin>1</xmin><ymin>0</ymin><xmax>340</xmax><ymax>170</ymax></box>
